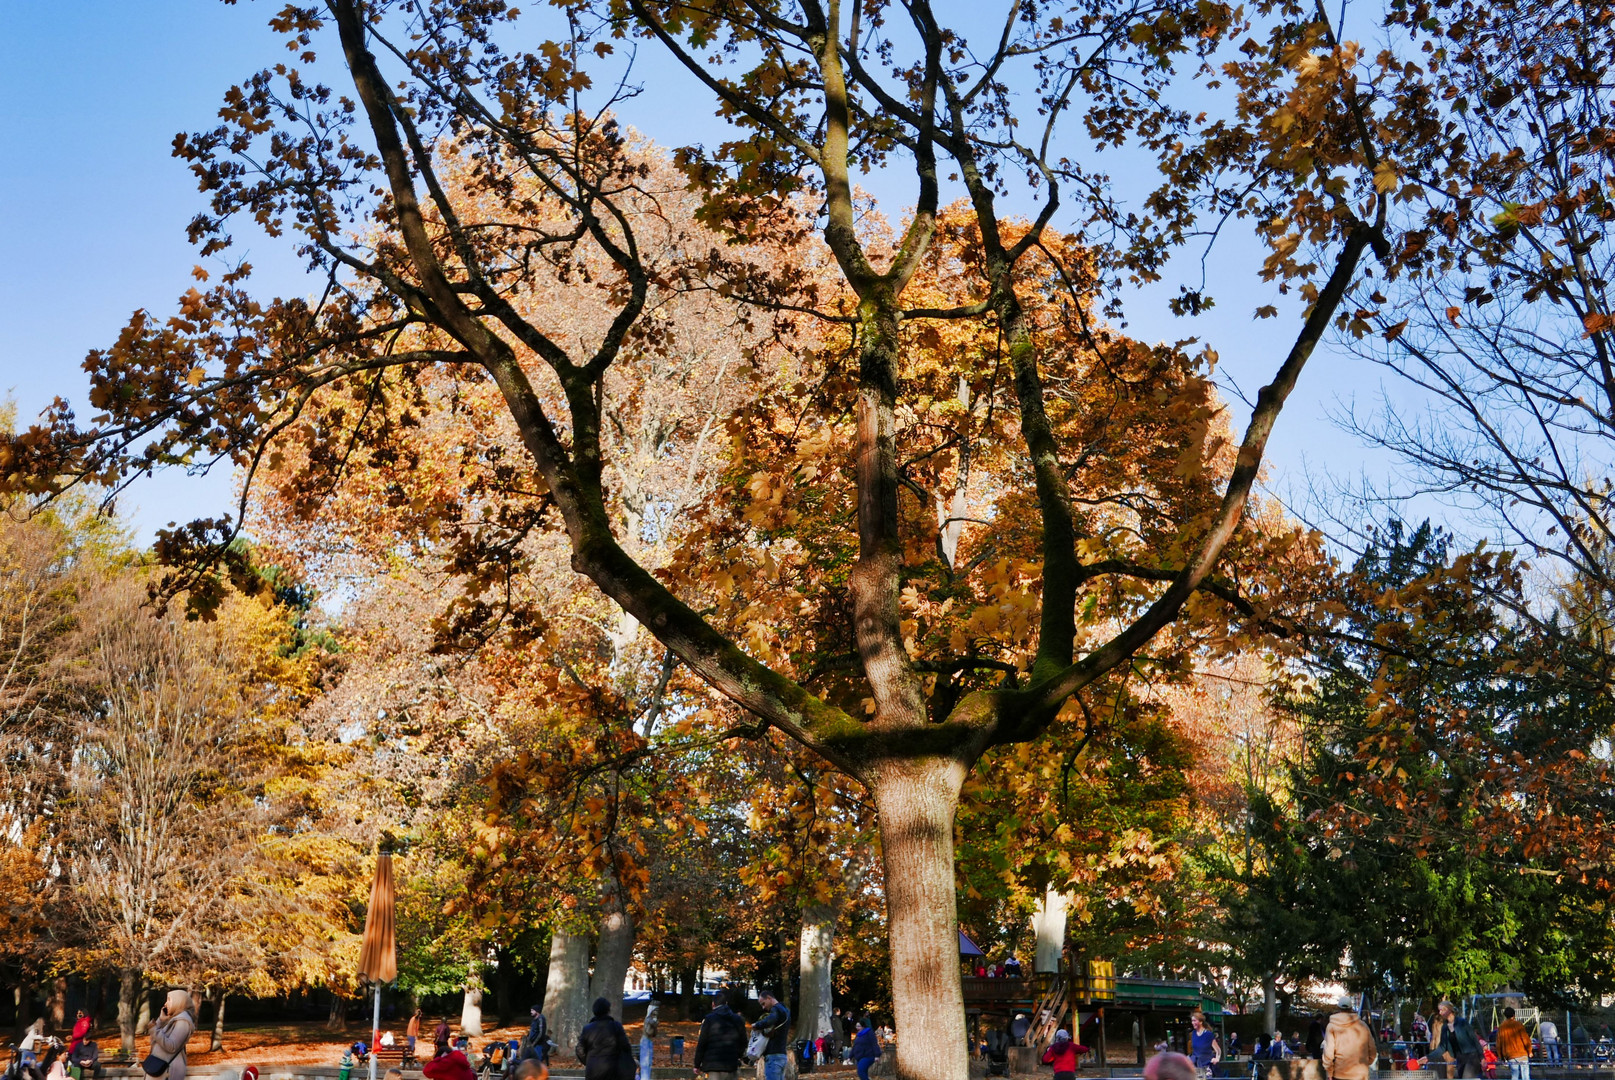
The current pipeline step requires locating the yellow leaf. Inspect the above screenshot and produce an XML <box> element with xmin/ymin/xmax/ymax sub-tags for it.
<box><xmin>1373</xmin><ymin>161</ymin><xmax>1400</xmax><ymax>194</ymax></box>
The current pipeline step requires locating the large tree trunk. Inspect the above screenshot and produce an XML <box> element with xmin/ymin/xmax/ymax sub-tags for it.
<box><xmin>798</xmin><ymin>906</ymin><xmax>835</xmax><ymax>1043</ymax></box>
<box><xmin>1031</xmin><ymin>890</ymin><xmax>1069</xmax><ymax>974</ymax></box>
<box><xmin>1263</xmin><ymin>974</ymin><xmax>1277</xmax><ymax>1036</ymax></box>
<box><xmin>543</xmin><ymin>930</ymin><xmax>591</xmax><ymax>1058</ymax></box>
<box><xmin>117</xmin><ymin>969</ymin><xmax>139</xmax><ymax>1055</ymax></box>
<box><xmin>460</xmin><ymin>968</ymin><xmax>484</xmax><ymax>1038</ymax></box>
<box><xmin>135</xmin><ymin>985</ymin><xmax>153</xmax><ymax>1037</ymax></box>
<box><xmin>587</xmin><ymin>904</ymin><xmax>635</xmax><ymax>1022</ymax></box>
<box><xmin>873</xmin><ymin>757</ymin><xmax>970</xmax><ymax>1080</ymax></box>
<box><xmin>495</xmin><ymin>946</ymin><xmax>513</xmax><ymax>1028</ymax></box>
<box><xmin>210</xmin><ymin>990</ymin><xmax>227</xmax><ymax>1053</ymax></box>
<box><xmin>677</xmin><ymin>968</ymin><xmax>697</xmax><ymax>1023</ymax></box>
<box><xmin>326</xmin><ymin>992</ymin><xmax>347</xmax><ymax>1032</ymax></box>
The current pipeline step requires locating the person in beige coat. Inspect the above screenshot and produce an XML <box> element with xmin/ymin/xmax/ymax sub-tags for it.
<box><xmin>148</xmin><ymin>990</ymin><xmax>196</xmax><ymax>1080</ymax></box>
<box><xmin>1321</xmin><ymin>1009</ymin><xmax>1378</xmax><ymax>1080</ymax></box>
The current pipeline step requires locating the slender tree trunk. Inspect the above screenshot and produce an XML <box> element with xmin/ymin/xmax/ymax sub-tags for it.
<box><xmin>118</xmin><ymin>969</ymin><xmax>139</xmax><ymax>1055</ymax></box>
<box><xmin>588</xmin><ymin>904</ymin><xmax>635</xmax><ymax>1022</ymax></box>
<box><xmin>135</xmin><ymin>986</ymin><xmax>153</xmax><ymax>1037</ymax></box>
<box><xmin>1263</xmin><ymin>974</ymin><xmax>1277</xmax><ymax>1036</ymax></box>
<box><xmin>14</xmin><ymin>985</ymin><xmax>26</xmax><ymax>1041</ymax></box>
<box><xmin>798</xmin><ymin>906</ymin><xmax>835</xmax><ymax>1044</ymax></box>
<box><xmin>327</xmin><ymin>992</ymin><xmax>347</xmax><ymax>1032</ymax></box>
<box><xmin>543</xmin><ymin>930</ymin><xmax>591</xmax><ymax>1057</ymax></box>
<box><xmin>872</xmin><ymin>756</ymin><xmax>970</xmax><ymax>1080</ymax></box>
<box><xmin>460</xmin><ymin>968</ymin><xmax>483</xmax><ymax>1038</ymax></box>
<box><xmin>1031</xmin><ymin>890</ymin><xmax>1070</xmax><ymax>975</ymax></box>
<box><xmin>210</xmin><ymin>990</ymin><xmax>226</xmax><ymax>1052</ymax></box>
<box><xmin>46</xmin><ymin>977</ymin><xmax>66</xmax><ymax>1034</ymax></box>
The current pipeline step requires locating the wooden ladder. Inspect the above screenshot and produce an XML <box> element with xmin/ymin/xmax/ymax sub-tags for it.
<box><xmin>1028</xmin><ymin>975</ymin><xmax>1073</xmax><ymax>1054</ymax></box>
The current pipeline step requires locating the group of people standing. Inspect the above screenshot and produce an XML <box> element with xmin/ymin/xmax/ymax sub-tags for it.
<box><xmin>687</xmin><ymin>991</ymin><xmax>884</xmax><ymax>1080</ymax></box>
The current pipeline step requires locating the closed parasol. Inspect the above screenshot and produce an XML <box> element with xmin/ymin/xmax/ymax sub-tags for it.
<box><xmin>358</xmin><ymin>851</ymin><xmax>397</xmax><ymax>1080</ymax></box>
<box><xmin>358</xmin><ymin>851</ymin><xmax>398</xmax><ymax>983</ymax></box>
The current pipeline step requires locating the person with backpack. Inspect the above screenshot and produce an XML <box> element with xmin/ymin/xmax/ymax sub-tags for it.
<box><xmin>574</xmin><ymin>998</ymin><xmax>633</xmax><ymax>1080</ymax></box>
<box><xmin>751</xmin><ymin>990</ymin><xmax>790</xmax><ymax>1080</ymax></box>
<box><xmin>693</xmin><ymin>992</ymin><xmax>747</xmax><ymax>1080</ymax></box>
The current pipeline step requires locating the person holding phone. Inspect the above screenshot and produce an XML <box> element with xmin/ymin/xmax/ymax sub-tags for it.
<box><xmin>146</xmin><ymin>991</ymin><xmax>196</xmax><ymax>1080</ymax></box>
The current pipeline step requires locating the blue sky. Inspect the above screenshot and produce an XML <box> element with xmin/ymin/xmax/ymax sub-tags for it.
<box><xmin>0</xmin><ymin>1</ymin><xmax>1431</xmax><ymax>544</ymax></box>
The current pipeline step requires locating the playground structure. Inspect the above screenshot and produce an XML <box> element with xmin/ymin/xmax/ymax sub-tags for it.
<box><xmin>963</xmin><ymin>958</ymin><xmax>1226</xmax><ymax>1066</ymax></box>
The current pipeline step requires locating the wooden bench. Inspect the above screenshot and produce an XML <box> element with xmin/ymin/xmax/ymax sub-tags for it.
<box><xmin>368</xmin><ymin>1045</ymin><xmax>417</xmax><ymax>1071</ymax></box>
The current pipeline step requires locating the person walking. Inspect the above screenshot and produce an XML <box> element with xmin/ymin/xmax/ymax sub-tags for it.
<box><xmin>1495</xmin><ymin>1009</ymin><xmax>1531</xmax><ymax>1080</ymax></box>
<box><xmin>1439</xmin><ymin>1002</ymin><xmax>1483</xmax><ymax>1080</ymax></box>
<box><xmin>407</xmin><ymin>1010</ymin><xmax>422</xmax><ymax>1062</ymax></box>
<box><xmin>849</xmin><ymin>1018</ymin><xmax>882</xmax><ymax>1080</ymax></box>
<box><xmin>574</xmin><ymin>998</ymin><xmax>633</xmax><ymax>1080</ymax></box>
<box><xmin>1307</xmin><ymin>1017</ymin><xmax>1326</xmax><ymax>1059</ymax></box>
<box><xmin>751</xmin><ymin>990</ymin><xmax>790</xmax><ymax>1080</ymax></box>
<box><xmin>521</xmin><ymin>1005</ymin><xmax>548</xmax><ymax>1064</ymax></box>
<box><xmin>1433</xmin><ymin>1004</ymin><xmax>1457</xmax><ymax>1079</ymax></box>
<box><xmin>692</xmin><ymin>992</ymin><xmax>746</xmax><ymax>1080</ymax></box>
<box><xmin>148</xmin><ymin>990</ymin><xmax>197</xmax><ymax>1080</ymax></box>
<box><xmin>1188</xmin><ymin>1011</ymin><xmax>1221</xmax><ymax>1077</ymax></box>
<box><xmin>1539</xmin><ymin>1020</ymin><xmax>1560</xmax><ymax>1065</ymax></box>
<box><xmin>1041</xmin><ymin>1029</ymin><xmax>1088</xmax><ymax>1080</ymax></box>
<box><xmin>433</xmin><ymin>1018</ymin><xmax>452</xmax><ymax>1060</ymax></box>
<box><xmin>1321</xmin><ymin>1006</ymin><xmax>1377</xmax><ymax>1080</ymax></box>
<box><xmin>637</xmin><ymin>1002</ymin><xmax>659</xmax><ymax>1080</ymax></box>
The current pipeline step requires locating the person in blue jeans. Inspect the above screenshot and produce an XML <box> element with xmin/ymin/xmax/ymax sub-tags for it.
<box><xmin>752</xmin><ymin>989</ymin><xmax>791</xmax><ymax>1080</ymax></box>
<box><xmin>850</xmin><ymin>1019</ymin><xmax>882</xmax><ymax>1080</ymax></box>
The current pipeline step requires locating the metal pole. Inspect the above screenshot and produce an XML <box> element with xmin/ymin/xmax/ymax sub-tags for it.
<box><xmin>370</xmin><ymin>984</ymin><xmax>381</xmax><ymax>1080</ymax></box>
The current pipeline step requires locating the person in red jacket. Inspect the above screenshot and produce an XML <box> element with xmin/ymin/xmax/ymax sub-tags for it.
<box><xmin>422</xmin><ymin>1049</ymin><xmax>475</xmax><ymax>1080</ymax></box>
<box><xmin>1042</xmin><ymin>1030</ymin><xmax>1089</xmax><ymax>1080</ymax></box>
<box><xmin>67</xmin><ymin>1012</ymin><xmax>92</xmax><ymax>1056</ymax></box>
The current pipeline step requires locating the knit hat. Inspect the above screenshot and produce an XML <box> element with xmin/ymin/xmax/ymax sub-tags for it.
<box><xmin>1055</xmin><ymin>1030</ymin><xmax>1071</xmax><ymax>1042</ymax></box>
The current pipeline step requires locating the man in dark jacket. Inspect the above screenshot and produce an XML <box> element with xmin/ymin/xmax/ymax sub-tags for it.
<box><xmin>693</xmin><ymin>995</ymin><xmax>748</xmax><ymax>1080</ymax></box>
<box><xmin>522</xmin><ymin>1007</ymin><xmax>549</xmax><ymax>1064</ymax></box>
<box><xmin>753</xmin><ymin>989</ymin><xmax>791</xmax><ymax>1080</ymax></box>
<box><xmin>575</xmin><ymin>998</ymin><xmax>633</xmax><ymax>1080</ymax></box>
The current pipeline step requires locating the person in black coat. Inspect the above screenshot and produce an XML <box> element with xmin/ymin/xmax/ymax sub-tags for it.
<box><xmin>693</xmin><ymin>997</ymin><xmax>748</xmax><ymax>1078</ymax></box>
<box><xmin>574</xmin><ymin>998</ymin><xmax>633</xmax><ymax>1080</ymax></box>
<box><xmin>1306</xmin><ymin>1017</ymin><xmax>1325</xmax><ymax>1059</ymax></box>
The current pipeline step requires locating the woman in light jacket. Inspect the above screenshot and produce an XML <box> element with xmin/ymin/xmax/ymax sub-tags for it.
<box><xmin>149</xmin><ymin>990</ymin><xmax>196</xmax><ymax>1080</ymax></box>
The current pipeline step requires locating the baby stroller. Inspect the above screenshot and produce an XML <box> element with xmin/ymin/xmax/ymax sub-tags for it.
<box><xmin>476</xmin><ymin>1040</ymin><xmax>510</xmax><ymax>1080</ymax></box>
<box><xmin>984</xmin><ymin>1028</ymin><xmax>1011</xmax><ymax>1078</ymax></box>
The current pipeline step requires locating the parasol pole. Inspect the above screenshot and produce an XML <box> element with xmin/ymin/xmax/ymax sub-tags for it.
<box><xmin>370</xmin><ymin>981</ymin><xmax>381</xmax><ymax>1080</ymax></box>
